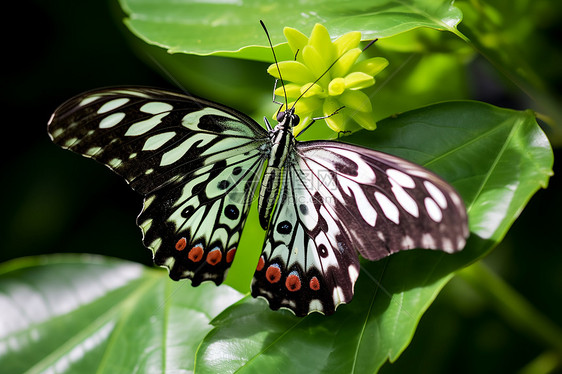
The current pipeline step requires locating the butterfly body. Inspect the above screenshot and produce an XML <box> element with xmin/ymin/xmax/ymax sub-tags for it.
<box><xmin>258</xmin><ymin>108</ymin><xmax>298</xmax><ymax>230</ymax></box>
<box><xmin>48</xmin><ymin>86</ymin><xmax>468</xmax><ymax>316</ymax></box>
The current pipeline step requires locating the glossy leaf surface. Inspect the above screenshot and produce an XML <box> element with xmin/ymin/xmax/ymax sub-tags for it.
<box><xmin>0</xmin><ymin>256</ymin><xmax>243</xmax><ymax>373</ymax></box>
<box><xmin>119</xmin><ymin>0</ymin><xmax>464</xmax><ymax>60</ymax></box>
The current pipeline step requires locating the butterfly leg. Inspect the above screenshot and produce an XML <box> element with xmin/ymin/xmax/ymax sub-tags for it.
<box><xmin>294</xmin><ymin>106</ymin><xmax>346</xmax><ymax>138</ymax></box>
<box><xmin>264</xmin><ymin>116</ymin><xmax>273</xmax><ymax>131</ymax></box>
<box><xmin>337</xmin><ymin>130</ymin><xmax>352</xmax><ymax>139</ymax></box>
<box><xmin>272</xmin><ymin>79</ymin><xmax>284</xmax><ymax>107</ymax></box>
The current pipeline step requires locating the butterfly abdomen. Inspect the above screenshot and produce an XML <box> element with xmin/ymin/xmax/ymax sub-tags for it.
<box><xmin>257</xmin><ymin>119</ymin><xmax>295</xmax><ymax>230</ymax></box>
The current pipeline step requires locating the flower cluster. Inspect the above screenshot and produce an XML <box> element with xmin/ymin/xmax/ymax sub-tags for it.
<box><xmin>267</xmin><ymin>24</ymin><xmax>388</xmax><ymax>134</ymax></box>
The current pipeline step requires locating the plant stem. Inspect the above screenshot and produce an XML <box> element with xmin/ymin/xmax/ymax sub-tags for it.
<box><xmin>457</xmin><ymin>262</ymin><xmax>562</xmax><ymax>356</ymax></box>
<box><xmin>519</xmin><ymin>350</ymin><xmax>561</xmax><ymax>374</ymax></box>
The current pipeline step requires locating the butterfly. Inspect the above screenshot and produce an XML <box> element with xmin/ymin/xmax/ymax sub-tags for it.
<box><xmin>47</xmin><ymin>85</ymin><xmax>468</xmax><ymax>316</ymax></box>
<box><xmin>47</xmin><ymin>30</ymin><xmax>468</xmax><ymax>317</ymax></box>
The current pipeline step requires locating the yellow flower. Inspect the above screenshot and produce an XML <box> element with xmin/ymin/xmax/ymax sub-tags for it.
<box><xmin>267</xmin><ymin>24</ymin><xmax>388</xmax><ymax>134</ymax></box>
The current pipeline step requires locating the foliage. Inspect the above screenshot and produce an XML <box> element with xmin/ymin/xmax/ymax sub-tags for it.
<box><xmin>1</xmin><ymin>0</ymin><xmax>561</xmax><ymax>373</ymax></box>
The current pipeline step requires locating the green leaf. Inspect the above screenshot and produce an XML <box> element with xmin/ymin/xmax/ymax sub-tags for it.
<box><xmin>119</xmin><ymin>0</ymin><xmax>465</xmax><ymax>60</ymax></box>
<box><xmin>196</xmin><ymin>101</ymin><xmax>553</xmax><ymax>373</ymax></box>
<box><xmin>0</xmin><ymin>255</ymin><xmax>243</xmax><ymax>374</ymax></box>
<box><xmin>116</xmin><ymin>1</ymin><xmax>469</xmax><ymax>133</ymax></box>
<box><xmin>4</xmin><ymin>102</ymin><xmax>552</xmax><ymax>373</ymax></box>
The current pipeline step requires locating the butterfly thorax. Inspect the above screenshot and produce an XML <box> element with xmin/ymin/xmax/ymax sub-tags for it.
<box><xmin>257</xmin><ymin>110</ymin><xmax>298</xmax><ymax>229</ymax></box>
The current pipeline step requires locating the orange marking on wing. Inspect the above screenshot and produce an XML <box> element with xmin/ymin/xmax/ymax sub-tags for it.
<box><xmin>285</xmin><ymin>273</ymin><xmax>301</xmax><ymax>292</ymax></box>
<box><xmin>256</xmin><ymin>256</ymin><xmax>265</xmax><ymax>271</ymax></box>
<box><xmin>188</xmin><ymin>245</ymin><xmax>204</xmax><ymax>262</ymax></box>
<box><xmin>226</xmin><ymin>248</ymin><xmax>236</xmax><ymax>263</ymax></box>
<box><xmin>175</xmin><ymin>237</ymin><xmax>187</xmax><ymax>251</ymax></box>
<box><xmin>206</xmin><ymin>248</ymin><xmax>222</xmax><ymax>265</ymax></box>
<box><xmin>309</xmin><ymin>276</ymin><xmax>320</xmax><ymax>291</ymax></box>
<box><xmin>265</xmin><ymin>264</ymin><xmax>281</xmax><ymax>283</ymax></box>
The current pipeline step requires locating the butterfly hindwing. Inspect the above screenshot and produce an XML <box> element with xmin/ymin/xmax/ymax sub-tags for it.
<box><xmin>138</xmin><ymin>151</ymin><xmax>265</xmax><ymax>285</ymax></box>
<box><xmin>48</xmin><ymin>87</ymin><xmax>270</xmax><ymax>285</ymax></box>
<box><xmin>252</xmin><ymin>154</ymin><xmax>360</xmax><ymax>316</ymax></box>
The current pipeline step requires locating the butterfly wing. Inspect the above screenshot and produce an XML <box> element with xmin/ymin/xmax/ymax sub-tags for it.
<box><xmin>48</xmin><ymin>87</ymin><xmax>269</xmax><ymax>285</ymax></box>
<box><xmin>252</xmin><ymin>140</ymin><xmax>468</xmax><ymax>316</ymax></box>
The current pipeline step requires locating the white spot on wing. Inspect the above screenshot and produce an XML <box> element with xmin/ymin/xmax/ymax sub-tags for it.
<box><xmin>374</xmin><ymin>192</ymin><xmax>399</xmax><ymax>224</ymax></box>
<box><xmin>142</xmin><ymin>131</ymin><xmax>176</xmax><ymax>151</ymax></box>
<box><xmin>108</xmin><ymin>158</ymin><xmax>122</xmax><ymax>168</ymax></box>
<box><xmin>97</xmin><ymin>98</ymin><xmax>130</xmax><ymax>114</ymax></box>
<box><xmin>309</xmin><ymin>299</ymin><xmax>323</xmax><ymax>313</ymax></box>
<box><xmin>99</xmin><ymin>112</ymin><xmax>125</xmax><ymax>129</ymax></box>
<box><xmin>424</xmin><ymin>197</ymin><xmax>443</xmax><ymax>222</ymax></box>
<box><xmin>160</xmin><ymin>133</ymin><xmax>215</xmax><ymax>166</ymax></box>
<box><xmin>182</xmin><ymin>108</ymin><xmax>238</xmax><ymax>130</ymax></box>
<box><xmin>140</xmin><ymin>219</ymin><xmax>152</xmax><ymax>232</ymax></box>
<box><xmin>332</xmin><ymin>286</ymin><xmax>344</xmax><ymax>305</ymax></box>
<box><xmin>163</xmin><ymin>257</ymin><xmax>174</xmax><ymax>267</ymax></box>
<box><xmin>441</xmin><ymin>237</ymin><xmax>454</xmax><ymax>253</ymax></box>
<box><xmin>140</xmin><ymin>102</ymin><xmax>173</xmax><ymax>114</ymax></box>
<box><xmin>149</xmin><ymin>238</ymin><xmax>162</xmax><ymax>252</ymax></box>
<box><xmin>457</xmin><ymin>236</ymin><xmax>466</xmax><ymax>249</ymax></box>
<box><xmin>64</xmin><ymin>138</ymin><xmax>78</xmax><ymax>147</ymax></box>
<box><xmin>125</xmin><ymin>113</ymin><xmax>168</xmax><ymax>136</ymax></box>
<box><xmin>321</xmin><ymin>148</ymin><xmax>376</xmax><ymax>183</ymax></box>
<box><xmin>387</xmin><ymin>168</ymin><xmax>415</xmax><ymax>188</ymax></box>
<box><xmin>390</xmin><ymin>182</ymin><xmax>419</xmax><ymax>218</ymax></box>
<box><xmin>421</xmin><ymin>233</ymin><xmax>436</xmax><ymax>248</ymax></box>
<box><xmin>51</xmin><ymin>128</ymin><xmax>64</xmax><ymax>138</ymax></box>
<box><xmin>85</xmin><ymin>146</ymin><xmax>102</xmax><ymax>156</ymax></box>
<box><xmin>79</xmin><ymin>96</ymin><xmax>100</xmax><ymax>106</ymax></box>
<box><xmin>424</xmin><ymin>181</ymin><xmax>448</xmax><ymax>209</ymax></box>
<box><xmin>401</xmin><ymin>235</ymin><xmax>415</xmax><ymax>249</ymax></box>
<box><xmin>348</xmin><ymin>265</ymin><xmax>359</xmax><ymax>283</ymax></box>
<box><xmin>450</xmin><ymin>191</ymin><xmax>463</xmax><ymax>207</ymax></box>
<box><xmin>339</xmin><ymin>177</ymin><xmax>377</xmax><ymax>226</ymax></box>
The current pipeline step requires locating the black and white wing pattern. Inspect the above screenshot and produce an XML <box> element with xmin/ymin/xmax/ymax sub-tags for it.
<box><xmin>252</xmin><ymin>141</ymin><xmax>468</xmax><ymax>316</ymax></box>
<box><xmin>48</xmin><ymin>87</ymin><xmax>270</xmax><ymax>285</ymax></box>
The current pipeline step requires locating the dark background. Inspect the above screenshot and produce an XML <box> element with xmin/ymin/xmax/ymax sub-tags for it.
<box><xmin>1</xmin><ymin>1</ymin><xmax>560</xmax><ymax>373</ymax></box>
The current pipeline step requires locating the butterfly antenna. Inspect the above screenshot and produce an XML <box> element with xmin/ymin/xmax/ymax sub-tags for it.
<box><xmin>260</xmin><ymin>20</ymin><xmax>288</xmax><ymax>111</ymax></box>
<box><xmin>292</xmin><ymin>38</ymin><xmax>379</xmax><ymax>110</ymax></box>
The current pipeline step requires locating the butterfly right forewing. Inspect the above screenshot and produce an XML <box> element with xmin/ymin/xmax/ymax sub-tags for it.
<box><xmin>48</xmin><ymin>86</ymin><xmax>271</xmax><ymax>285</ymax></box>
<box><xmin>295</xmin><ymin>141</ymin><xmax>469</xmax><ymax>261</ymax></box>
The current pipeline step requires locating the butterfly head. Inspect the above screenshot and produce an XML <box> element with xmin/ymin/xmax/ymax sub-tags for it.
<box><xmin>276</xmin><ymin>106</ymin><xmax>300</xmax><ymax>130</ymax></box>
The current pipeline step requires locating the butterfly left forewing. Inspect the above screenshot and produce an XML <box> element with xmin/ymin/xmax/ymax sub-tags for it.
<box><xmin>48</xmin><ymin>87</ymin><xmax>268</xmax><ymax>194</ymax></box>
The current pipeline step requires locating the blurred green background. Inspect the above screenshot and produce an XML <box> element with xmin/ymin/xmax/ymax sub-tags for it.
<box><xmin>1</xmin><ymin>0</ymin><xmax>561</xmax><ymax>372</ymax></box>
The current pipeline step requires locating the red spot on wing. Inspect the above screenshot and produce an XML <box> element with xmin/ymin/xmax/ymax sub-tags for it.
<box><xmin>175</xmin><ymin>237</ymin><xmax>187</xmax><ymax>251</ymax></box>
<box><xmin>265</xmin><ymin>264</ymin><xmax>281</xmax><ymax>283</ymax></box>
<box><xmin>206</xmin><ymin>248</ymin><xmax>222</xmax><ymax>265</ymax></box>
<box><xmin>188</xmin><ymin>245</ymin><xmax>204</xmax><ymax>262</ymax></box>
<box><xmin>285</xmin><ymin>272</ymin><xmax>301</xmax><ymax>292</ymax></box>
<box><xmin>226</xmin><ymin>248</ymin><xmax>236</xmax><ymax>263</ymax></box>
<box><xmin>309</xmin><ymin>276</ymin><xmax>320</xmax><ymax>291</ymax></box>
<box><xmin>256</xmin><ymin>256</ymin><xmax>265</xmax><ymax>271</ymax></box>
